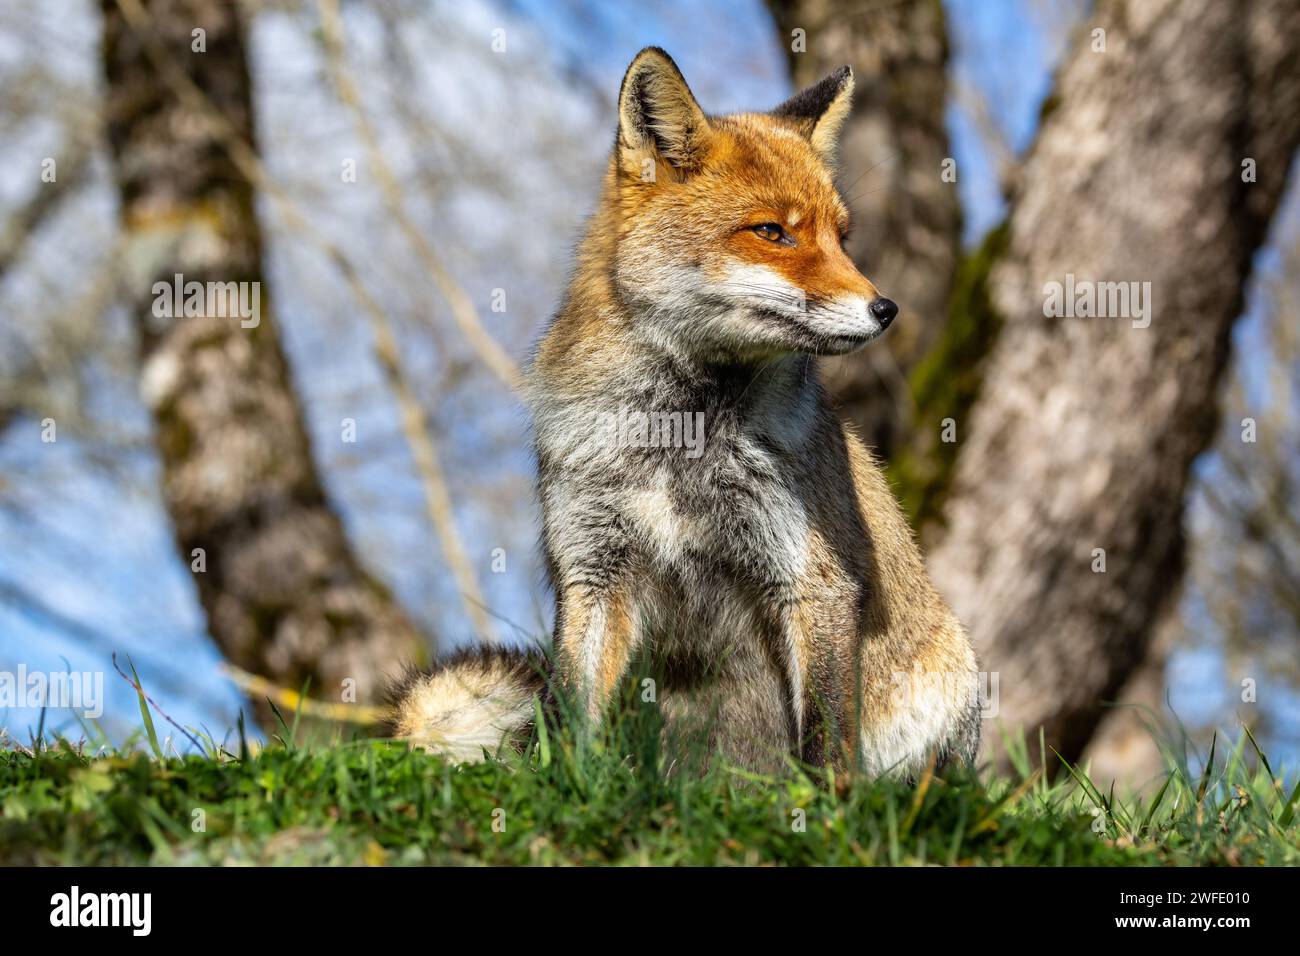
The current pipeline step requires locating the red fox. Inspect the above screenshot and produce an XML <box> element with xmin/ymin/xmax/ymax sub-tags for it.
<box><xmin>392</xmin><ymin>48</ymin><xmax>980</xmax><ymax>777</ymax></box>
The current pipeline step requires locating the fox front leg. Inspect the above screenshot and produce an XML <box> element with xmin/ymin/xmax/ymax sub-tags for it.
<box><xmin>769</xmin><ymin>582</ymin><xmax>859</xmax><ymax>771</ymax></box>
<box><xmin>772</xmin><ymin>595</ymin><xmax>825</xmax><ymax>761</ymax></box>
<box><xmin>554</xmin><ymin>578</ymin><xmax>640</xmax><ymax>725</ymax></box>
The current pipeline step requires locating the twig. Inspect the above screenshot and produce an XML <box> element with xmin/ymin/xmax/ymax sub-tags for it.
<box><xmin>316</xmin><ymin>0</ymin><xmax>523</xmax><ymax>393</ymax></box>
<box><xmin>219</xmin><ymin>662</ymin><xmax>389</xmax><ymax>725</ymax></box>
<box><xmin>0</xmin><ymin>124</ymin><xmax>93</xmax><ymax>280</ymax></box>
<box><xmin>317</xmin><ymin>0</ymin><xmax>501</xmax><ymax>643</ymax></box>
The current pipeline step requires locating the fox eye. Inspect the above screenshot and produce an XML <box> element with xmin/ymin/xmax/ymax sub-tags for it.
<box><xmin>750</xmin><ymin>223</ymin><xmax>793</xmax><ymax>245</ymax></box>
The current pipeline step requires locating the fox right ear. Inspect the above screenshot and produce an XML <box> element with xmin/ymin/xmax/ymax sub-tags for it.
<box><xmin>617</xmin><ymin>47</ymin><xmax>712</xmax><ymax>176</ymax></box>
<box><xmin>772</xmin><ymin>66</ymin><xmax>854</xmax><ymax>163</ymax></box>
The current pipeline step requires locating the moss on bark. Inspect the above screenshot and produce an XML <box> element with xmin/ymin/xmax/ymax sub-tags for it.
<box><xmin>887</xmin><ymin>222</ymin><xmax>1008</xmax><ymax>530</ymax></box>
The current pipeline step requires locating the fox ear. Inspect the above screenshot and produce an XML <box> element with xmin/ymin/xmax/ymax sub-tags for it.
<box><xmin>618</xmin><ymin>47</ymin><xmax>712</xmax><ymax>174</ymax></box>
<box><xmin>772</xmin><ymin>66</ymin><xmax>854</xmax><ymax>162</ymax></box>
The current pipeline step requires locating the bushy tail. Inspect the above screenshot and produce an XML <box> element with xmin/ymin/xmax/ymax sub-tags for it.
<box><xmin>386</xmin><ymin>647</ymin><xmax>550</xmax><ymax>762</ymax></box>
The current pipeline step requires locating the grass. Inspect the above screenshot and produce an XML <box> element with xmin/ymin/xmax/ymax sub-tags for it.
<box><xmin>2</xmin><ymin>681</ymin><xmax>1298</xmax><ymax>865</ymax></box>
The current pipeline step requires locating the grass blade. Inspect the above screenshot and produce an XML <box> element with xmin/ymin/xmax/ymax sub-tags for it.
<box><xmin>127</xmin><ymin>658</ymin><xmax>163</xmax><ymax>760</ymax></box>
<box><xmin>1278</xmin><ymin>777</ymin><xmax>1300</xmax><ymax>827</ymax></box>
<box><xmin>969</xmin><ymin>768</ymin><xmax>1040</xmax><ymax>836</ymax></box>
<box><xmin>1241</xmin><ymin>724</ymin><xmax>1274</xmax><ymax>780</ymax></box>
<box><xmin>288</xmin><ymin>678</ymin><xmax>311</xmax><ymax>750</ymax></box>
<box><xmin>533</xmin><ymin>697</ymin><xmax>551</xmax><ymax>768</ymax></box>
<box><xmin>1139</xmin><ymin>774</ymin><xmax>1173</xmax><ymax>837</ymax></box>
<box><xmin>1196</xmin><ymin>732</ymin><xmax>1217</xmax><ymax>804</ymax></box>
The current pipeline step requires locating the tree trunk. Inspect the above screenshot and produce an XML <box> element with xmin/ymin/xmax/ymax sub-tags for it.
<box><xmin>1080</xmin><ymin>606</ymin><xmax>1179</xmax><ymax>793</ymax></box>
<box><xmin>100</xmin><ymin>0</ymin><xmax>425</xmax><ymax>716</ymax></box>
<box><xmin>767</xmin><ymin>0</ymin><xmax>961</xmax><ymax>458</ymax></box>
<box><xmin>927</xmin><ymin>0</ymin><xmax>1300</xmax><ymax>767</ymax></box>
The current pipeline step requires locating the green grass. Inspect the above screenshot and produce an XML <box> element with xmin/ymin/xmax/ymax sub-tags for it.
<box><xmin>3</xmin><ymin>699</ymin><xmax>1298</xmax><ymax>866</ymax></box>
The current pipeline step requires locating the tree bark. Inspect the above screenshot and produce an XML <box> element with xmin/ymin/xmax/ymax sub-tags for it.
<box><xmin>1079</xmin><ymin>606</ymin><xmax>1179</xmax><ymax>793</ymax></box>
<box><xmin>100</xmin><ymin>0</ymin><xmax>425</xmax><ymax>714</ymax></box>
<box><xmin>767</xmin><ymin>0</ymin><xmax>961</xmax><ymax>458</ymax></box>
<box><xmin>926</xmin><ymin>0</ymin><xmax>1300</xmax><ymax>766</ymax></box>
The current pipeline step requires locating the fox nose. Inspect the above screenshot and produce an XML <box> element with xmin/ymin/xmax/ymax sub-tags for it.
<box><xmin>870</xmin><ymin>297</ymin><xmax>898</xmax><ymax>329</ymax></box>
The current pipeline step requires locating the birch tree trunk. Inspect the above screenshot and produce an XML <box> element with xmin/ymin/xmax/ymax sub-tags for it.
<box><xmin>767</xmin><ymin>0</ymin><xmax>961</xmax><ymax>457</ymax></box>
<box><xmin>100</xmin><ymin>0</ymin><xmax>424</xmax><ymax>712</ymax></box>
<box><xmin>926</xmin><ymin>0</ymin><xmax>1300</xmax><ymax>765</ymax></box>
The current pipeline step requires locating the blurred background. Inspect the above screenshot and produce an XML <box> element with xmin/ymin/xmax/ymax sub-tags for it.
<box><xmin>1</xmin><ymin>0</ymin><xmax>1297</xmax><ymax>787</ymax></box>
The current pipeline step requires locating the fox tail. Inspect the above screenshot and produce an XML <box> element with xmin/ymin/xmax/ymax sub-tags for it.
<box><xmin>386</xmin><ymin>647</ymin><xmax>550</xmax><ymax>762</ymax></box>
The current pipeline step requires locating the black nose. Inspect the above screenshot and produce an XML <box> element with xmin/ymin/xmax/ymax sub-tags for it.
<box><xmin>870</xmin><ymin>297</ymin><xmax>898</xmax><ymax>328</ymax></box>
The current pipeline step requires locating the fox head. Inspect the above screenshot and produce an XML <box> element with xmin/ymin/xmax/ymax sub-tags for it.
<box><xmin>608</xmin><ymin>47</ymin><xmax>896</xmax><ymax>362</ymax></box>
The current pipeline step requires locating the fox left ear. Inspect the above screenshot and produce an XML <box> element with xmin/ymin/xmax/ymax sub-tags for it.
<box><xmin>772</xmin><ymin>66</ymin><xmax>855</xmax><ymax>162</ymax></box>
<box><xmin>617</xmin><ymin>47</ymin><xmax>713</xmax><ymax>175</ymax></box>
